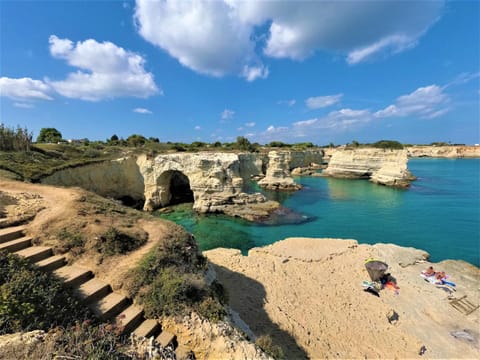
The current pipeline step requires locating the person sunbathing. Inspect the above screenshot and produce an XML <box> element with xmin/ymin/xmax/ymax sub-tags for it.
<box><xmin>423</xmin><ymin>266</ymin><xmax>436</xmax><ymax>276</ymax></box>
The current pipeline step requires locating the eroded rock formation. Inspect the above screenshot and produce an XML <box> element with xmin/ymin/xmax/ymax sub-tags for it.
<box><xmin>42</xmin><ymin>157</ymin><xmax>145</xmax><ymax>202</ymax></box>
<box><xmin>137</xmin><ymin>152</ymin><xmax>276</xmax><ymax>218</ymax></box>
<box><xmin>41</xmin><ymin>150</ymin><xmax>323</xmax><ymax>219</ymax></box>
<box><xmin>258</xmin><ymin>151</ymin><xmax>302</xmax><ymax>191</ymax></box>
<box><xmin>322</xmin><ymin>148</ymin><xmax>415</xmax><ymax>187</ymax></box>
<box><xmin>407</xmin><ymin>145</ymin><xmax>480</xmax><ymax>158</ymax></box>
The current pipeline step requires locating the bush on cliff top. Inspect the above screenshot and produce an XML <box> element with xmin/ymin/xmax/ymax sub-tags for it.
<box><xmin>124</xmin><ymin>230</ymin><xmax>227</xmax><ymax>322</ymax></box>
<box><xmin>0</xmin><ymin>252</ymin><xmax>92</xmax><ymax>334</ymax></box>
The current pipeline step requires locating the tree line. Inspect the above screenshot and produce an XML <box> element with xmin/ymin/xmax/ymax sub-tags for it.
<box><xmin>1</xmin><ymin>125</ymin><xmax>459</xmax><ymax>153</ymax></box>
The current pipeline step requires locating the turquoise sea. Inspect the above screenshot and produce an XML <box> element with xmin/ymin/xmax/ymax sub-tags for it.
<box><xmin>157</xmin><ymin>158</ymin><xmax>480</xmax><ymax>267</ymax></box>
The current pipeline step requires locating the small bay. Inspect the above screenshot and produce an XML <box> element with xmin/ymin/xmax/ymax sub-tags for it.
<box><xmin>157</xmin><ymin>158</ymin><xmax>480</xmax><ymax>267</ymax></box>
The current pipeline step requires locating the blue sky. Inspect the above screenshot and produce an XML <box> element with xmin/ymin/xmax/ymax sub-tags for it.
<box><xmin>0</xmin><ymin>0</ymin><xmax>479</xmax><ymax>145</ymax></box>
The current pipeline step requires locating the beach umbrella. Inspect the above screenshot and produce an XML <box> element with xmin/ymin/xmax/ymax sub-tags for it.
<box><xmin>364</xmin><ymin>259</ymin><xmax>388</xmax><ymax>282</ymax></box>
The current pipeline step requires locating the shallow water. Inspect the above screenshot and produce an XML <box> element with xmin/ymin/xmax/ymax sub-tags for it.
<box><xmin>156</xmin><ymin>158</ymin><xmax>480</xmax><ymax>266</ymax></box>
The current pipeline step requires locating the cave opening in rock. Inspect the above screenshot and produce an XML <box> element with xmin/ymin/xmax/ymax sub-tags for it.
<box><xmin>158</xmin><ymin>170</ymin><xmax>194</xmax><ymax>206</ymax></box>
<box><xmin>116</xmin><ymin>195</ymin><xmax>145</xmax><ymax>210</ymax></box>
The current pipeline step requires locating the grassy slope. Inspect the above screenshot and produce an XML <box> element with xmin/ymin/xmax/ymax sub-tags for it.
<box><xmin>0</xmin><ymin>144</ymin><xmax>126</xmax><ymax>182</ymax></box>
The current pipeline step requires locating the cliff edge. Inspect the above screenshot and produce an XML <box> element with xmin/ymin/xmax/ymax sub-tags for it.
<box><xmin>205</xmin><ymin>238</ymin><xmax>480</xmax><ymax>359</ymax></box>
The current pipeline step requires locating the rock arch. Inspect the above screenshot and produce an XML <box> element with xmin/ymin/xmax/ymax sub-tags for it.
<box><xmin>156</xmin><ymin>170</ymin><xmax>194</xmax><ymax>207</ymax></box>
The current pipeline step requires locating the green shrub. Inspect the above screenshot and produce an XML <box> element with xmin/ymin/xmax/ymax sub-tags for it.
<box><xmin>372</xmin><ymin>140</ymin><xmax>404</xmax><ymax>149</ymax></box>
<box><xmin>123</xmin><ymin>231</ymin><xmax>226</xmax><ymax>321</ymax></box>
<box><xmin>2</xmin><ymin>322</ymin><xmax>133</xmax><ymax>360</ymax></box>
<box><xmin>56</xmin><ymin>228</ymin><xmax>85</xmax><ymax>255</ymax></box>
<box><xmin>255</xmin><ymin>335</ymin><xmax>285</xmax><ymax>359</ymax></box>
<box><xmin>139</xmin><ymin>267</ymin><xmax>206</xmax><ymax>317</ymax></box>
<box><xmin>0</xmin><ymin>252</ymin><xmax>92</xmax><ymax>334</ymax></box>
<box><xmin>210</xmin><ymin>279</ymin><xmax>229</xmax><ymax>305</ymax></box>
<box><xmin>196</xmin><ymin>297</ymin><xmax>226</xmax><ymax>323</ymax></box>
<box><xmin>95</xmin><ymin>227</ymin><xmax>146</xmax><ymax>256</ymax></box>
<box><xmin>83</xmin><ymin>148</ymin><xmax>101</xmax><ymax>158</ymax></box>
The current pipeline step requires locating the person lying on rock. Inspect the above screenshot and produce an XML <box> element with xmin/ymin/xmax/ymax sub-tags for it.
<box><xmin>422</xmin><ymin>266</ymin><xmax>435</xmax><ymax>276</ymax></box>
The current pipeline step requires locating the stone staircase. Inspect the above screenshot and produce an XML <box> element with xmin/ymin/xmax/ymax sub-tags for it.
<box><xmin>0</xmin><ymin>224</ymin><xmax>192</xmax><ymax>359</ymax></box>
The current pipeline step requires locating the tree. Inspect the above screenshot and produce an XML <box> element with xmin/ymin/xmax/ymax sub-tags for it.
<box><xmin>110</xmin><ymin>134</ymin><xmax>119</xmax><ymax>142</ymax></box>
<box><xmin>36</xmin><ymin>128</ymin><xmax>62</xmax><ymax>143</ymax></box>
<box><xmin>126</xmin><ymin>134</ymin><xmax>146</xmax><ymax>147</ymax></box>
<box><xmin>372</xmin><ymin>140</ymin><xmax>404</xmax><ymax>149</ymax></box>
<box><xmin>236</xmin><ymin>136</ymin><xmax>257</xmax><ymax>151</ymax></box>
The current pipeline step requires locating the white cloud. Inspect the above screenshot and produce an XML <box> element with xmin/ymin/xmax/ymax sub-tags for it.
<box><xmin>347</xmin><ymin>34</ymin><xmax>416</xmax><ymax>64</ymax></box>
<box><xmin>0</xmin><ymin>77</ymin><xmax>53</xmax><ymax>100</ymax></box>
<box><xmin>47</xmin><ymin>35</ymin><xmax>159</xmax><ymax>101</ymax></box>
<box><xmin>245</xmin><ymin>122</ymin><xmax>256</xmax><ymax>127</ymax></box>
<box><xmin>133</xmin><ymin>107</ymin><xmax>152</xmax><ymax>114</ymax></box>
<box><xmin>305</xmin><ymin>94</ymin><xmax>343</xmax><ymax>109</ymax></box>
<box><xmin>14</xmin><ymin>102</ymin><xmax>35</xmax><ymax>109</ymax></box>
<box><xmin>277</xmin><ymin>99</ymin><xmax>296</xmax><ymax>107</ymax></box>
<box><xmin>374</xmin><ymin>85</ymin><xmax>449</xmax><ymax>119</ymax></box>
<box><xmin>221</xmin><ymin>109</ymin><xmax>235</xmax><ymax>120</ymax></box>
<box><xmin>135</xmin><ymin>0</ymin><xmax>261</xmax><ymax>80</ymax></box>
<box><xmin>134</xmin><ymin>0</ymin><xmax>444</xmax><ymax>79</ymax></box>
<box><xmin>195</xmin><ymin>125</ymin><xmax>201</xmax><ymax>130</ymax></box>
<box><xmin>242</xmin><ymin>65</ymin><xmax>269</xmax><ymax>82</ymax></box>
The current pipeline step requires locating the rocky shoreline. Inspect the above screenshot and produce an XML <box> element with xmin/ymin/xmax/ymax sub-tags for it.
<box><xmin>205</xmin><ymin>238</ymin><xmax>480</xmax><ymax>359</ymax></box>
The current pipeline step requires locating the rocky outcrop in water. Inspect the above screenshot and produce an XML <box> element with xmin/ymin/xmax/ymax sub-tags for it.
<box><xmin>258</xmin><ymin>151</ymin><xmax>302</xmax><ymax>191</ymax></box>
<box><xmin>407</xmin><ymin>145</ymin><xmax>480</xmax><ymax>158</ymax></box>
<box><xmin>137</xmin><ymin>153</ymin><xmax>268</xmax><ymax>213</ymax></box>
<box><xmin>322</xmin><ymin>148</ymin><xmax>415</xmax><ymax>187</ymax></box>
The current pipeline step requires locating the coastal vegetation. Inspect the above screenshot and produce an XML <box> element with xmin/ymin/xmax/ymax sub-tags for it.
<box><xmin>123</xmin><ymin>230</ymin><xmax>228</xmax><ymax>323</ymax></box>
<box><xmin>0</xmin><ymin>252</ymin><xmax>92</xmax><ymax>334</ymax></box>
<box><xmin>0</xmin><ymin>124</ymin><xmax>463</xmax><ymax>183</ymax></box>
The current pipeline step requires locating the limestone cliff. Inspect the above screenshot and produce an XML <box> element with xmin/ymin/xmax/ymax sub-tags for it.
<box><xmin>40</xmin><ymin>150</ymin><xmax>324</xmax><ymax>218</ymax></box>
<box><xmin>137</xmin><ymin>152</ymin><xmax>268</xmax><ymax>214</ymax></box>
<box><xmin>41</xmin><ymin>157</ymin><xmax>145</xmax><ymax>201</ymax></box>
<box><xmin>258</xmin><ymin>151</ymin><xmax>301</xmax><ymax>191</ymax></box>
<box><xmin>257</xmin><ymin>149</ymin><xmax>323</xmax><ymax>190</ymax></box>
<box><xmin>322</xmin><ymin>148</ymin><xmax>414</xmax><ymax>187</ymax></box>
<box><xmin>407</xmin><ymin>145</ymin><xmax>480</xmax><ymax>158</ymax></box>
<box><xmin>205</xmin><ymin>238</ymin><xmax>480</xmax><ymax>359</ymax></box>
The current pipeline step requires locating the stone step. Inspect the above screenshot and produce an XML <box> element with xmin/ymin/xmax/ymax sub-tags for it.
<box><xmin>0</xmin><ymin>219</ymin><xmax>8</xmax><ymax>228</ymax></box>
<box><xmin>35</xmin><ymin>255</ymin><xmax>66</xmax><ymax>272</ymax></box>
<box><xmin>74</xmin><ymin>278</ymin><xmax>111</xmax><ymax>304</ymax></box>
<box><xmin>0</xmin><ymin>236</ymin><xmax>32</xmax><ymax>253</ymax></box>
<box><xmin>0</xmin><ymin>225</ymin><xmax>26</xmax><ymax>243</ymax></box>
<box><xmin>89</xmin><ymin>292</ymin><xmax>129</xmax><ymax>321</ymax></box>
<box><xmin>115</xmin><ymin>304</ymin><xmax>144</xmax><ymax>335</ymax></box>
<box><xmin>15</xmin><ymin>246</ymin><xmax>52</xmax><ymax>263</ymax></box>
<box><xmin>156</xmin><ymin>330</ymin><xmax>177</xmax><ymax>349</ymax></box>
<box><xmin>132</xmin><ymin>319</ymin><xmax>161</xmax><ymax>339</ymax></box>
<box><xmin>53</xmin><ymin>266</ymin><xmax>92</xmax><ymax>287</ymax></box>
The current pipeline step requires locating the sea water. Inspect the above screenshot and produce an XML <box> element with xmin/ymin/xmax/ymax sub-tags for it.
<box><xmin>156</xmin><ymin>158</ymin><xmax>480</xmax><ymax>267</ymax></box>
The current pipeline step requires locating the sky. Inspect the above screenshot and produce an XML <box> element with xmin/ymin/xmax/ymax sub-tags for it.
<box><xmin>0</xmin><ymin>0</ymin><xmax>479</xmax><ymax>146</ymax></box>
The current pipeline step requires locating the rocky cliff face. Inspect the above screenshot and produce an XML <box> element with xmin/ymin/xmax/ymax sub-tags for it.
<box><xmin>322</xmin><ymin>148</ymin><xmax>414</xmax><ymax>187</ymax></box>
<box><xmin>407</xmin><ymin>145</ymin><xmax>480</xmax><ymax>158</ymax></box>
<box><xmin>258</xmin><ymin>151</ymin><xmax>302</xmax><ymax>191</ymax></box>
<box><xmin>41</xmin><ymin>150</ymin><xmax>323</xmax><ymax>218</ymax></box>
<box><xmin>42</xmin><ymin>157</ymin><xmax>145</xmax><ymax>201</ymax></box>
<box><xmin>137</xmin><ymin>152</ymin><xmax>270</xmax><ymax>214</ymax></box>
<box><xmin>258</xmin><ymin>149</ymin><xmax>323</xmax><ymax>190</ymax></box>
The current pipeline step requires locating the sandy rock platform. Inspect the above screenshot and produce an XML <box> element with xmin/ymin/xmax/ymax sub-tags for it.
<box><xmin>205</xmin><ymin>238</ymin><xmax>480</xmax><ymax>359</ymax></box>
